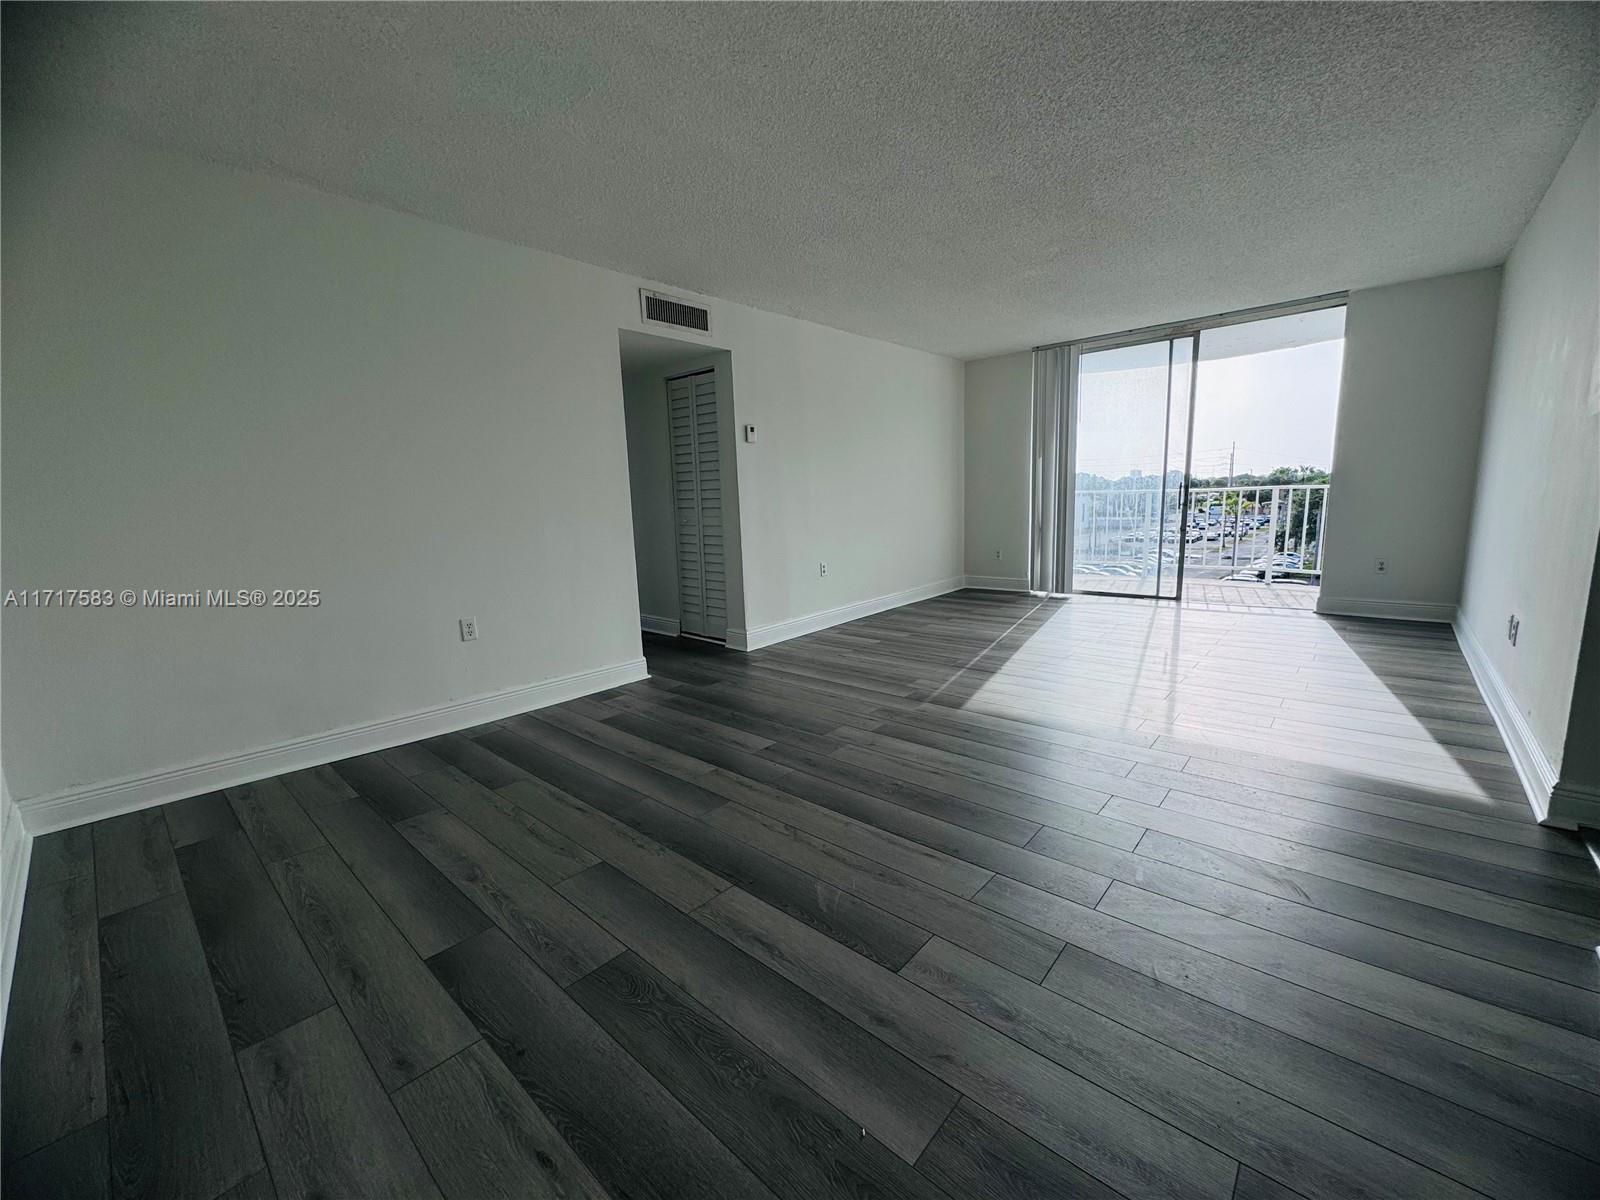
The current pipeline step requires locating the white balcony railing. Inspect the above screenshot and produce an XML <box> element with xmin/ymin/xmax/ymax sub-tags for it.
<box><xmin>1073</xmin><ymin>482</ymin><xmax>1329</xmax><ymax>588</ymax></box>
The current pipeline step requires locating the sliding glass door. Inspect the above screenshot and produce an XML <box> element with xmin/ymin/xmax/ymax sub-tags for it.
<box><xmin>1031</xmin><ymin>295</ymin><xmax>1346</xmax><ymax>601</ymax></box>
<box><xmin>1070</xmin><ymin>334</ymin><xmax>1195</xmax><ymax>599</ymax></box>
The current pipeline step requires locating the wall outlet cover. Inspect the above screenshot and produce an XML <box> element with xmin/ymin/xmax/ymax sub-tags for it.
<box><xmin>459</xmin><ymin>618</ymin><xmax>478</xmax><ymax>642</ymax></box>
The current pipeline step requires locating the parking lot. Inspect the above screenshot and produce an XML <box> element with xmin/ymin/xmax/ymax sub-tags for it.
<box><xmin>1076</xmin><ymin>521</ymin><xmax>1316</xmax><ymax>582</ymax></box>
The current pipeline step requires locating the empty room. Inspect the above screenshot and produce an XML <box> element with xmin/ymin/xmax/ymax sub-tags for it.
<box><xmin>3</xmin><ymin>4</ymin><xmax>1598</xmax><ymax>1198</ymax></box>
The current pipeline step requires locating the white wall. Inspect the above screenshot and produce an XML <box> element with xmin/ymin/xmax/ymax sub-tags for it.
<box><xmin>963</xmin><ymin>351</ymin><xmax>1033</xmax><ymax>589</ymax></box>
<box><xmin>1457</xmin><ymin>105</ymin><xmax>1600</xmax><ymax>810</ymax></box>
<box><xmin>1555</xmin><ymin>530</ymin><xmax>1600</xmax><ymax>818</ymax></box>
<box><xmin>621</xmin><ymin>369</ymin><xmax>682</xmax><ymax>627</ymax></box>
<box><xmin>0</xmin><ymin>770</ymin><xmax>26</xmax><ymax>1036</ymax></box>
<box><xmin>0</xmin><ymin>303</ymin><xmax>17</xmax><ymax>1030</ymax></box>
<box><xmin>1317</xmin><ymin>269</ymin><xmax>1503</xmax><ymax>622</ymax></box>
<box><xmin>1</xmin><ymin>121</ymin><xmax>963</xmax><ymax>818</ymax></box>
<box><xmin>728</xmin><ymin>332</ymin><xmax>964</xmax><ymax>647</ymax></box>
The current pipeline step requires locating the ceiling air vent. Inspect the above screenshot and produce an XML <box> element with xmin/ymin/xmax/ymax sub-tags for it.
<box><xmin>640</xmin><ymin>289</ymin><xmax>711</xmax><ymax>336</ymax></box>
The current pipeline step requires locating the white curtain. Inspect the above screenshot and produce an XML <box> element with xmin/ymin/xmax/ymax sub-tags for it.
<box><xmin>1029</xmin><ymin>345</ymin><xmax>1073</xmax><ymax>594</ymax></box>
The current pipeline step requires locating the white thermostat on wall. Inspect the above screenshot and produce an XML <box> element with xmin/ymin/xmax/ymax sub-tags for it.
<box><xmin>743</xmin><ymin>424</ymin><xmax>758</xmax><ymax>443</ymax></box>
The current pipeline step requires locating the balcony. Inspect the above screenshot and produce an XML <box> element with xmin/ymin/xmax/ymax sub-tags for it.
<box><xmin>1072</xmin><ymin>482</ymin><xmax>1329</xmax><ymax>610</ymax></box>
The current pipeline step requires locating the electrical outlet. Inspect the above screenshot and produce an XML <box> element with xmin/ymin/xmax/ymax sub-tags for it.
<box><xmin>459</xmin><ymin>617</ymin><xmax>478</xmax><ymax>642</ymax></box>
<box><xmin>1374</xmin><ymin>557</ymin><xmax>1388</xmax><ymax>575</ymax></box>
<box><xmin>1507</xmin><ymin>614</ymin><xmax>1519</xmax><ymax>646</ymax></box>
<box><xmin>995</xmin><ymin>549</ymin><xmax>1003</xmax><ymax>560</ymax></box>
<box><xmin>819</xmin><ymin>562</ymin><xmax>828</xmax><ymax>577</ymax></box>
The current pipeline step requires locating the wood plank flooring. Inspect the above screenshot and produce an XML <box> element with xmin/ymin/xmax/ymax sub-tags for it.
<box><xmin>4</xmin><ymin>590</ymin><xmax>1596</xmax><ymax>1198</ymax></box>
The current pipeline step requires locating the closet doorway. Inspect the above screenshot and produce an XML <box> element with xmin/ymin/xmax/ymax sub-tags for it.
<box><xmin>618</xmin><ymin>330</ymin><xmax>746</xmax><ymax>645</ymax></box>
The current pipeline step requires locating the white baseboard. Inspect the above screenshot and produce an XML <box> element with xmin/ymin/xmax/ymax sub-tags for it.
<box><xmin>1548</xmin><ymin>780</ymin><xmax>1600</xmax><ymax>832</ymax></box>
<box><xmin>1316</xmin><ymin>595</ymin><xmax>1457</xmax><ymax>624</ymax></box>
<box><xmin>1</xmin><ymin>804</ymin><xmax>32</xmax><ymax>1039</ymax></box>
<box><xmin>963</xmin><ymin>575</ymin><xmax>1030</xmax><ymax>592</ymax></box>
<box><xmin>640</xmin><ymin>613</ymin><xmax>680</xmax><ymax>636</ymax></box>
<box><xmin>728</xmin><ymin>576</ymin><xmax>964</xmax><ymax>652</ymax></box>
<box><xmin>1454</xmin><ymin>615</ymin><xmax>1559</xmax><ymax>824</ymax></box>
<box><xmin>16</xmin><ymin>657</ymin><xmax>649</xmax><ymax>836</ymax></box>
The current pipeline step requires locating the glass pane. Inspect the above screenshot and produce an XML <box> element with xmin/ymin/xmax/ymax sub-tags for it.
<box><xmin>1187</xmin><ymin>306</ymin><xmax>1345</xmax><ymax>597</ymax></box>
<box><xmin>1072</xmin><ymin>339</ymin><xmax>1175</xmax><ymax>597</ymax></box>
<box><xmin>1155</xmin><ymin>336</ymin><xmax>1194</xmax><ymax>598</ymax></box>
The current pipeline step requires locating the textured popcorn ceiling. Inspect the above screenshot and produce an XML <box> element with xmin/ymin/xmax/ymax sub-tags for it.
<box><xmin>5</xmin><ymin>3</ymin><xmax>1596</xmax><ymax>359</ymax></box>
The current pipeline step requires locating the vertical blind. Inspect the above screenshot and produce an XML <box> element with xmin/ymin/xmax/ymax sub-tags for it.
<box><xmin>1029</xmin><ymin>345</ymin><xmax>1073</xmax><ymax>595</ymax></box>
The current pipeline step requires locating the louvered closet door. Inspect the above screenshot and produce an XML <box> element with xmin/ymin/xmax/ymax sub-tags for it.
<box><xmin>667</xmin><ymin>369</ymin><xmax>727</xmax><ymax>641</ymax></box>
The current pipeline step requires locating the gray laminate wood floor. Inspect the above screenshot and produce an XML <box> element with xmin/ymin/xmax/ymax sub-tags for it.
<box><xmin>4</xmin><ymin>590</ymin><xmax>1597</xmax><ymax>1199</ymax></box>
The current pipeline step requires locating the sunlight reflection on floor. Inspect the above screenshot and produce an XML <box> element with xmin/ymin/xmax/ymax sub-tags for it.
<box><xmin>947</xmin><ymin>594</ymin><xmax>1514</xmax><ymax>812</ymax></box>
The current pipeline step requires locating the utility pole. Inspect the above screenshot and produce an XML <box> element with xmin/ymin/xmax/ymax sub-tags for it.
<box><xmin>1226</xmin><ymin>442</ymin><xmax>1236</xmax><ymax>489</ymax></box>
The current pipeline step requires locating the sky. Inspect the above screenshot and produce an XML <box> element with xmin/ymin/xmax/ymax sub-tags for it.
<box><xmin>1191</xmin><ymin>338</ymin><xmax>1344</xmax><ymax>477</ymax></box>
<box><xmin>1075</xmin><ymin>309</ymin><xmax>1345</xmax><ymax>482</ymax></box>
